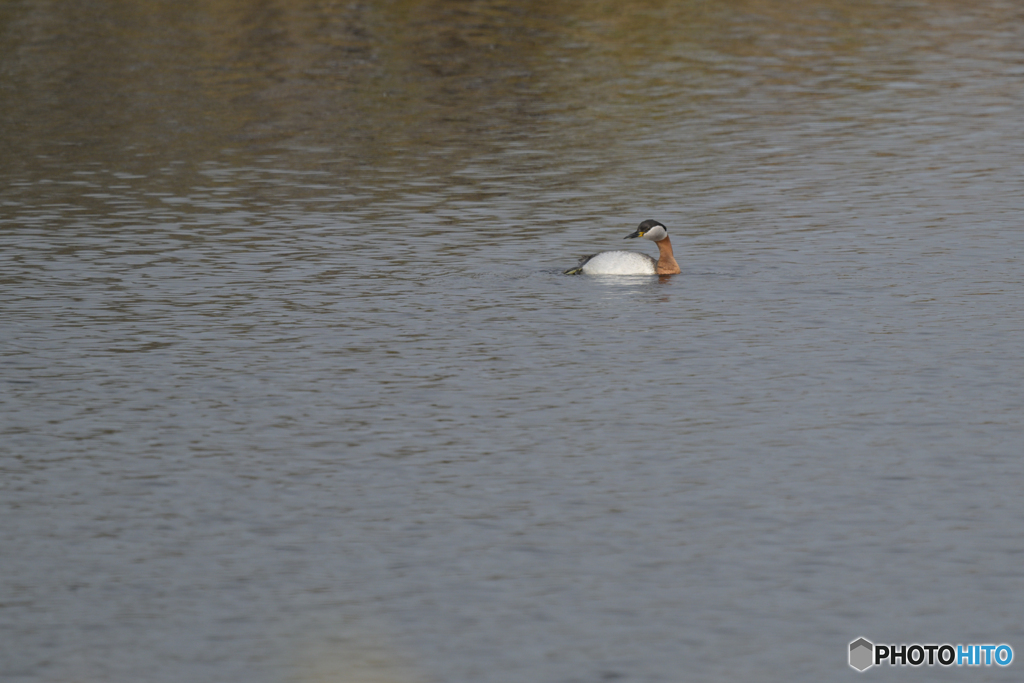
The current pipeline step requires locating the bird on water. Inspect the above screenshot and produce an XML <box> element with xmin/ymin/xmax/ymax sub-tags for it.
<box><xmin>564</xmin><ymin>219</ymin><xmax>681</xmax><ymax>275</ymax></box>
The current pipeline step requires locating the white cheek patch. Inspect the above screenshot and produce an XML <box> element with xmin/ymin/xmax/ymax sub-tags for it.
<box><xmin>643</xmin><ymin>225</ymin><xmax>667</xmax><ymax>241</ymax></box>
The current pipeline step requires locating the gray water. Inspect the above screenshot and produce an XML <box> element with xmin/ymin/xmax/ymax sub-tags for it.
<box><xmin>3</xmin><ymin>1</ymin><xmax>1024</xmax><ymax>681</ymax></box>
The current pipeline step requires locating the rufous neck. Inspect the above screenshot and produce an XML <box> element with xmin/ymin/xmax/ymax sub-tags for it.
<box><xmin>655</xmin><ymin>236</ymin><xmax>681</xmax><ymax>275</ymax></box>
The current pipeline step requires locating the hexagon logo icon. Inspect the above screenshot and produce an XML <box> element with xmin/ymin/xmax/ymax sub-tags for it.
<box><xmin>849</xmin><ymin>638</ymin><xmax>874</xmax><ymax>671</ymax></box>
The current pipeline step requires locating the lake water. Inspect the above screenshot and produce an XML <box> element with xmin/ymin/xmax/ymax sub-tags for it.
<box><xmin>3</xmin><ymin>1</ymin><xmax>1024</xmax><ymax>681</ymax></box>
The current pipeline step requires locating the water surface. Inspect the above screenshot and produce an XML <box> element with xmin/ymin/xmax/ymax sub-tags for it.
<box><xmin>3</xmin><ymin>1</ymin><xmax>1024</xmax><ymax>681</ymax></box>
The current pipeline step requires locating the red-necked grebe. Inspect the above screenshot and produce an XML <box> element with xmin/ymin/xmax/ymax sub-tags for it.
<box><xmin>565</xmin><ymin>219</ymin><xmax>681</xmax><ymax>275</ymax></box>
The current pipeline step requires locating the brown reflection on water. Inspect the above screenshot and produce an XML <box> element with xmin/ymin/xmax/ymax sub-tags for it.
<box><xmin>2</xmin><ymin>1</ymin><xmax>566</xmax><ymax>167</ymax></box>
<box><xmin>1</xmin><ymin>0</ymin><xmax>1021</xmax><ymax>174</ymax></box>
